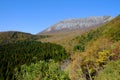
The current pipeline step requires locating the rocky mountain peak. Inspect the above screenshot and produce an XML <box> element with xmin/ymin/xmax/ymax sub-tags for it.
<box><xmin>41</xmin><ymin>16</ymin><xmax>113</xmax><ymax>33</ymax></box>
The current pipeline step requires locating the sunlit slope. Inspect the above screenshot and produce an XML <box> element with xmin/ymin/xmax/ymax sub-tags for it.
<box><xmin>0</xmin><ymin>31</ymin><xmax>49</xmax><ymax>45</ymax></box>
<box><xmin>69</xmin><ymin>15</ymin><xmax>120</xmax><ymax>80</ymax></box>
<box><xmin>39</xmin><ymin>27</ymin><xmax>97</xmax><ymax>53</ymax></box>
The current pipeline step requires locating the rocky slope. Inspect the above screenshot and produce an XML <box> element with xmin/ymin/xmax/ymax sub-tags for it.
<box><xmin>41</xmin><ymin>16</ymin><xmax>113</xmax><ymax>33</ymax></box>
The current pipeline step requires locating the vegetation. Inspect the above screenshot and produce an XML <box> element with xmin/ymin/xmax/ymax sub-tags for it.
<box><xmin>15</xmin><ymin>60</ymin><xmax>70</xmax><ymax>80</ymax></box>
<box><xmin>95</xmin><ymin>60</ymin><xmax>120</xmax><ymax>80</ymax></box>
<box><xmin>0</xmin><ymin>31</ymin><xmax>49</xmax><ymax>45</ymax></box>
<box><xmin>73</xmin><ymin>29</ymin><xmax>101</xmax><ymax>52</ymax></box>
<box><xmin>40</xmin><ymin>27</ymin><xmax>95</xmax><ymax>53</ymax></box>
<box><xmin>0</xmin><ymin>41</ymin><xmax>68</xmax><ymax>80</ymax></box>
<box><xmin>69</xmin><ymin>15</ymin><xmax>120</xmax><ymax>80</ymax></box>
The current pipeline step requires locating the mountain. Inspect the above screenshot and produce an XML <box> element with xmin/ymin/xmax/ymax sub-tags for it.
<box><xmin>0</xmin><ymin>15</ymin><xmax>120</xmax><ymax>80</ymax></box>
<box><xmin>40</xmin><ymin>16</ymin><xmax>113</xmax><ymax>34</ymax></box>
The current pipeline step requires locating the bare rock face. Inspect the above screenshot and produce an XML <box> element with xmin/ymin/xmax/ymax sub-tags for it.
<box><xmin>41</xmin><ymin>16</ymin><xmax>113</xmax><ymax>33</ymax></box>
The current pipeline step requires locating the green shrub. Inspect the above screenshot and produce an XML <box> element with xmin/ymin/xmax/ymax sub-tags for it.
<box><xmin>95</xmin><ymin>60</ymin><xmax>120</xmax><ymax>80</ymax></box>
<box><xmin>15</xmin><ymin>60</ymin><xmax>70</xmax><ymax>80</ymax></box>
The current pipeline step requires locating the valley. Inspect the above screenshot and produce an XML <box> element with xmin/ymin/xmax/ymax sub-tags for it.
<box><xmin>0</xmin><ymin>15</ymin><xmax>120</xmax><ymax>80</ymax></box>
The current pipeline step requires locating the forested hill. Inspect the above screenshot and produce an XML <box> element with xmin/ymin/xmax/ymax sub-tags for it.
<box><xmin>72</xmin><ymin>15</ymin><xmax>120</xmax><ymax>52</ymax></box>
<box><xmin>69</xmin><ymin>15</ymin><xmax>120</xmax><ymax>80</ymax></box>
<box><xmin>0</xmin><ymin>31</ymin><xmax>49</xmax><ymax>45</ymax></box>
<box><xmin>0</xmin><ymin>41</ymin><xmax>68</xmax><ymax>80</ymax></box>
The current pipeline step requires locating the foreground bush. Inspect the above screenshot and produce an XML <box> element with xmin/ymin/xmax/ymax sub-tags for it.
<box><xmin>15</xmin><ymin>60</ymin><xmax>70</xmax><ymax>80</ymax></box>
<box><xmin>95</xmin><ymin>60</ymin><xmax>120</xmax><ymax>80</ymax></box>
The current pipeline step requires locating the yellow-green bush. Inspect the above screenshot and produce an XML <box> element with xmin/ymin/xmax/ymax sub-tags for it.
<box><xmin>95</xmin><ymin>60</ymin><xmax>120</xmax><ymax>80</ymax></box>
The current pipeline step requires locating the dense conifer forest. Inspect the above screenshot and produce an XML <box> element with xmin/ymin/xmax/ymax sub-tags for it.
<box><xmin>0</xmin><ymin>41</ymin><xmax>68</xmax><ymax>80</ymax></box>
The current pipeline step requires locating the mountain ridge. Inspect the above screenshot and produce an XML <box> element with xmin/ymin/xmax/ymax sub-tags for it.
<box><xmin>0</xmin><ymin>31</ymin><xmax>49</xmax><ymax>45</ymax></box>
<box><xmin>40</xmin><ymin>16</ymin><xmax>113</xmax><ymax>34</ymax></box>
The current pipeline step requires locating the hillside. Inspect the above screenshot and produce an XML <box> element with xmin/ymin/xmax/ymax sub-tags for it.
<box><xmin>39</xmin><ymin>15</ymin><xmax>120</xmax><ymax>80</ymax></box>
<box><xmin>39</xmin><ymin>16</ymin><xmax>113</xmax><ymax>54</ymax></box>
<box><xmin>40</xmin><ymin>26</ymin><xmax>97</xmax><ymax>54</ymax></box>
<box><xmin>0</xmin><ymin>31</ymin><xmax>49</xmax><ymax>45</ymax></box>
<box><xmin>68</xmin><ymin>15</ymin><xmax>120</xmax><ymax>80</ymax></box>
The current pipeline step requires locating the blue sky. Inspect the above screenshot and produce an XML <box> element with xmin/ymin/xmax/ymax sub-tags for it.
<box><xmin>0</xmin><ymin>0</ymin><xmax>120</xmax><ymax>34</ymax></box>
